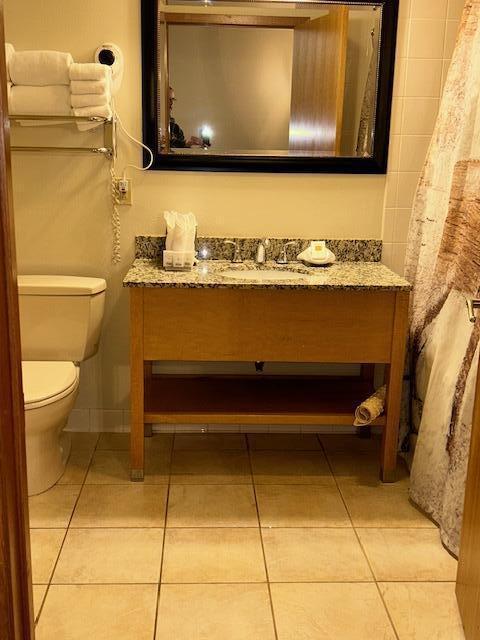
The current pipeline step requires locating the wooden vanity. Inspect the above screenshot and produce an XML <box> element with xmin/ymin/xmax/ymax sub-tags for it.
<box><xmin>125</xmin><ymin>259</ymin><xmax>410</xmax><ymax>483</ymax></box>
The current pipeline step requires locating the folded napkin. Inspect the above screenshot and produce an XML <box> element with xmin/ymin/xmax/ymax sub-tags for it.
<box><xmin>8</xmin><ymin>85</ymin><xmax>71</xmax><ymax>116</ymax></box>
<box><xmin>9</xmin><ymin>50</ymin><xmax>73</xmax><ymax>86</ymax></box>
<box><xmin>70</xmin><ymin>79</ymin><xmax>109</xmax><ymax>95</ymax></box>
<box><xmin>69</xmin><ymin>62</ymin><xmax>111</xmax><ymax>82</ymax></box>
<box><xmin>353</xmin><ymin>385</ymin><xmax>386</xmax><ymax>427</ymax></box>
<box><xmin>164</xmin><ymin>211</ymin><xmax>197</xmax><ymax>252</ymax></box>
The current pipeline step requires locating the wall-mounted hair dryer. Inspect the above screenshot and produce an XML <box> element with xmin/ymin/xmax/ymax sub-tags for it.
<box><xmin>94</xmin><ymin>42</ymin><xmax>124</xmax><ymax>95</ymax></box>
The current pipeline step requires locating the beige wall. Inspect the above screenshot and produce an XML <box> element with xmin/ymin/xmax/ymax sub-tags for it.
<box><xmin>4</xmin><ymin>0</ymin><xmax>458</xmax><ymax>430</ymax></box>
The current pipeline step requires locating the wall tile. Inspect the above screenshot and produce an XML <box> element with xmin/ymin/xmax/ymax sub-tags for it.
<box><xmin>393</xmin><ymin>58</ymin><xmax>407</xmax><ymax>97</ymax></box>
<box><xmin>397</xmin><ymin>173</ymin><xmax>420</xmax><ymax>208</ymax></box>
<box><xmin>396</xmin><ymin>19</ymin><xmax>410</xmax><ymax>58</ymax></box>
<box><xmin>382</xmin><ymin>209</ymin><xmax>396</xmax><ymax>244</ymax></box>
<box><xmin>411</xmin><ymin>0</ymin><xmax>448</xmax><ymax>20</ymax></box>
<box><xmin>408</xmin><ymin>19</ymin><xmax>446</xmax><ymax>58</ymax></box>
<box><xmin>385</xmin><ymin>173</ymin><xmax>399</xmax><ymax>208</ymax></box>
<box><xmin>447</xmin><ymin>0</ymin><xmax>465</xmax><ymax>20</ymax></box>
<box><xmin>402</xmin><ymin>97</ymin><xmax>439</xmax><ymax>134</ymax></box>
<box><xmin>66</xmin><ymin>410</ymin><xmax>91</xmax><ymax>433</ymax></box>
<box><xmin>388</xmin><ymin>135</ymin><xmax>401</xmax><ymax>172</ymax></box>
<box><xmin>390</xmin><ymin>98</ymin><xmax>404</xmax><ymax>135</ymax></box>
<box><xmin>398</xmin><ymin>0</ymin><xmax>411</xmax><ymax>20</ymax></box>
<box><xmin>441</xmin><ymin>59</ymin><xmax>451</xmax><ymax>91</ymax></box>
<box><xmin>405</xmin><ymin>59</ymin><xmax>442</xmax><ymax>97</ymax></box>
<box><xmin>381</xmin><ymin>243</ymin><xmax>394</xmax><ymax>270</ymax></box>
<box><xmin>399</xmin><ymin>135</ymin><xmax>431</xmax><ymax>172</ymax></box>
<box><xmin>392</xmin><ymin>244</ymin><xmax>408</xmax><ymax>276</ymax></box>
<box><xmin>393</xmin><ymin>209</ymin><xmax>412</xmax><ymax>243</ymax></box>
<box><xmin>90</xmin><ymin>410</ymin><xmax>126</xmax><ymax>433</ymax></box>
<box><xmin>444</xmin><ymin>20</ymin><xmax>459</xmax><ymax>59</ymax></box>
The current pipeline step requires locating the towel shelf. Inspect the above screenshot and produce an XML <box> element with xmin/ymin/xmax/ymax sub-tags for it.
<box><xmin>9</xmin><ymin>114</ymin><xmax>115</xmax><ymax>159</ymax></box>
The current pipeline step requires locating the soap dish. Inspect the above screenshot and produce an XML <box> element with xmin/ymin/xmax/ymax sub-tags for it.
<box><xmin>163</xmin><ymin>250</ymin><xmax>196</xmax><ymax>271</ymax></box>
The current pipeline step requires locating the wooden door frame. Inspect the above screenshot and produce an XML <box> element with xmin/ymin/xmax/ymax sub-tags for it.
<box><xmin>0</xmin><ymin>2</ymin><xmax>35</xmax><ymax>638</ymax></box>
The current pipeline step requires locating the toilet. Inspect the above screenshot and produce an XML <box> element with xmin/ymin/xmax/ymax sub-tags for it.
<box><xmin>18</xmin><ymin>275</ymin><xmax>106</xmax><ymax>496</ymax></box>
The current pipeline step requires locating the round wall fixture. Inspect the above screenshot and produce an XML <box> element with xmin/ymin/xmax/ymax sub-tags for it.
<box><xmin>94</xmin><ymin>42</ymin><xmax>124</xmax><ymax>95</ymax></box>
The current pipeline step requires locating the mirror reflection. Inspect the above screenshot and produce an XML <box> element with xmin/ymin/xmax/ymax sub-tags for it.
<box><xmin>160</xmin><ymin>3</ymin><xmax>382</xmax><ymax>158</ymax></box>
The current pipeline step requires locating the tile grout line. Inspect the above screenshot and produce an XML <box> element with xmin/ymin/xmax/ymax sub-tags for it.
<box><xmin>152</xmin><ymin>434</ymin><xmax>175</xmax><ymax>640</ymax></box>
<box><xmin>34</xmin><ymin>433</ymin><xmax>101</xmax><ymax>626</ymax></box>
<box><xmin>316</xmin><ymin>434</ymin><xmax>401</xmax><ymax>640</ymax></box>
<box><xmin>246</xmin><ymin>434</ymin><xmax>280</xmax><ymax>640</ymax></box>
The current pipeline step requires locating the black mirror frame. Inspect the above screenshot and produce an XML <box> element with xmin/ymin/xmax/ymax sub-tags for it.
<box><xmin>141</xmin><ymin>0</ymin><xmax>399</xmax><ymax>174</ymax></box>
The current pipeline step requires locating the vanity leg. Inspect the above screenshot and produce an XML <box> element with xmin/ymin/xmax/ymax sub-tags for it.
<box><xmin>130</xmin><ymin>289</ymin><xmax>145</xmax><ymax>481</ymax></box>
<box><xmin>144</xmin><ymin>362</ymin><xmax>153</xmax><ymax>438</ymax></box>
<box><xmin>381</xmin><ymin>292</ymin><xmax>409</xmax><ymax>483</ymax></box>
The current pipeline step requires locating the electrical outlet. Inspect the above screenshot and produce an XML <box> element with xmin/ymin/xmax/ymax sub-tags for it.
<box><xmin>114</xmin><ymin>178</ymin><xmax>132</xmax><ymax>205</ymax></box>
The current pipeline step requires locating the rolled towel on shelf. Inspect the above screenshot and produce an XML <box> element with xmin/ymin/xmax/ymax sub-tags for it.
<box><xmin>9</xmin><ymin>50</ymin><xmax>73</xmax><ymax>86</ymax></box>
<box><xmin>72</xmin><ymin>104</ymin><xmax>112</xmax><ymax>119</ymax></box>
<box><xmin>71</xmin><ymin>92</ymin><xmax>110</xmax><ymax>108</ymax></box>
<box><xmin>8</xmin><ymin>85</ymin><xmax>72</xmax><ymax>117</ymax></box>
<box><xmin>70</xmin><ymin>79</ymin><xmax>109</xmax><ymax>95</ymax></box>
<box><xmin>69</xmin><ymin>62</ymin><xmax>111</xmax><ymax>82</ymax></box>
<box><xmin>353</xmin><ymin>385</ymin><xmax>386</xmax><ymax>427</ymax></box>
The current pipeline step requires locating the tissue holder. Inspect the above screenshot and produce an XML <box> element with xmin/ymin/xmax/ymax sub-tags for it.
<box><xmin>163</xmin><ymin>250</ymin><xmax>195</xmax><ymax>271</ymax></box>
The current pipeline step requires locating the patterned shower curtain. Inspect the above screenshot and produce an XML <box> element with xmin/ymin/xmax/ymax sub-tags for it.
<box><xmin>405</xmin><ymin>0</ymin><xmax>480</xmax><ymax>556</ymax></box>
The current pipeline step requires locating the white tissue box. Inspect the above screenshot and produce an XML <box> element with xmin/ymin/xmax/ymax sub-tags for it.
<box><xmin>163</xmin><ymin>250</ymin><xmax>195</xmax><ymax>271</ymax></box>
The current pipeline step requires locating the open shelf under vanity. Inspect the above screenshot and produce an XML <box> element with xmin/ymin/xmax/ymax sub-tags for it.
<box><xmin>144</xmin><ymin>372</ymin><xmax>385</xmax><ymax>426</ymax></box>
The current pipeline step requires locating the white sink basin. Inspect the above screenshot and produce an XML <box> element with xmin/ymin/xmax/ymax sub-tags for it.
<box><xmin>221</xmin><ymin>268</ymin><xmax>307</xmax><ymax>282</ymax></box>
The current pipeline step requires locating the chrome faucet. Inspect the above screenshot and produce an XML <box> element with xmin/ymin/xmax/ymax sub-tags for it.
<box><xmin>276</xmin><ymin>241</ymin><xmax>297</xmax><ymax>265</ymax></box>
<box><xmin>256</xmin><ymin>238</ymin><xmax>270</xmax><ymax>265</ymax></box>
<box><xmin>224</xmin><ymin>239</ymin><xmax>243</xmax><ymax>263</ymax></box>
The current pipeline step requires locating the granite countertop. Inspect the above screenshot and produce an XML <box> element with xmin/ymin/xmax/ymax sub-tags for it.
<box><xmin>123</xmin><ymin>259</ymin><xmax>411</xmax><ymax>291</ymax></box>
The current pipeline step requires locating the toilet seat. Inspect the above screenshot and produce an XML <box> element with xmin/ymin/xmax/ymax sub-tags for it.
<box><xmin>22</xmin><ymin>361</ymin><xmax>79</xmax><ymax>411</ymax></box>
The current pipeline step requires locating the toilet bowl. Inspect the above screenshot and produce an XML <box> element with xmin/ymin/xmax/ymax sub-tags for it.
<box><xmin>23</xmin><ymin>361</ymin><xmax>80</xmax><ymax>495</ymax></box>
<box><xmin>18</xmin><ymin>275</ymin><xmax>106</xmax><ymax>496</ymax></box>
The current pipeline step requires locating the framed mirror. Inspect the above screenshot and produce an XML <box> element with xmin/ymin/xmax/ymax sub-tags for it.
<box><xmin>142</xmin><ymin>0</ymin><xmax>399</xmax><ymax>173</ymax></box>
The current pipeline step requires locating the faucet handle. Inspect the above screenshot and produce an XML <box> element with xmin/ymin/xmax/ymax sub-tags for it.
<box><xmin>224</xmin><ymin>239</ymin><xmax>243</xmax><ymax>263</ymax></box>
<box><xmin>277</xmin><ymin>240</ymin><xmax>297</xmax><ymax>265</ymax></box>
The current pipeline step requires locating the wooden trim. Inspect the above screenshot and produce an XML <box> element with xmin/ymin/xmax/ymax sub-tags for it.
<box><xmin>457</xmin><ymin>352</ymin><xmax>480</xmax><ymax>637</ymax></box>
<box><xmin>164</xmin><ymin>13</ymin><xmax>308</xmax><ymax>28</ymax></box>
<box><xmin>141</xmin><ymin>0</ymin><xmax>399</xmax><ymax>174</ymax></box>
<box><xmin>0</xmin><ymin>3</ymin><xmax>35</xmax><ymax>637</ymax></box>
<box><xmin>380</xmin><ymin>290</ymin><xmax>409</xmax><ymax>482</ymax></box>
<box><xmin>130</xmin><ymin>289</ymin><xmax>145</xmax><ymax>480</ymax></box>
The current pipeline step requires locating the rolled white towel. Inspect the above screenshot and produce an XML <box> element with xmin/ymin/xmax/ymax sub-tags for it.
<box><xmin>72</xmin><ymin>104</ymin><xmax>112</xmax><ymax>119</ymax></box>
<box><xmin>5</xmin><ymin>43</ymin><xmax>14</xmax><ymax>82</ymax></box>
<box><xmin>10</xmin><ymin>50</ymin><xmax>73</xmax><ymax>86</ymax></box>
<box><xmin>70</xmin><ymin>78</ymin><xmax>109</xmax><ymax>95</ymax></box>
<box><xmin>71</xmin><ymin>93</ymin><xmax>110</xmax><ymax>108</ymax></box>
<box><xmin>8</xmin><ymin>85</ymin><xmax>72</xmax><ymax>116</ymax></box>
<box><xmin>69</xmin><ymin>62</ymin><xmax>111</xmax><ymax>81</ymax></box>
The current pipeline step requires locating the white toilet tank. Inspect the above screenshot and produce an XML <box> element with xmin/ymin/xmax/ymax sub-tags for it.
<box><xmin>18</xmin><ymin>275</ymin><xmax>107</xmax><ymax>362</ymax></box>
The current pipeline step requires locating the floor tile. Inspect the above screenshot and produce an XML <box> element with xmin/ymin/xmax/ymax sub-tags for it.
<box><xmin>319</xmin><ymin>434</ymin><xmax>382</xmax><ymax>453</ymax></box>
<box><xmin>35</xmin><ymin>584</ymin><xmax>157</xmax><ymax>640</ymax></box>
<box><xmin>339</xmin><ymin>484</ymin><xmax>434</xmax><ymax>527</ymax></box>
<box><xmin>167</xmin><ymin>484</ymin><xmax>258</xmax><ymax>527</ymax></box>
<box><xmin>357</xmin><ymin>528</ymin><xmax>458</xmax><ymax>581</ymax></box>
<box><xmin>53</xmin><ymin>528</ymin><xmax>164</xmax><ymax>584</ymax></box>
<box><xmin>174</xmin><ymin>433</ymin><xmax>247</xmax><ymax>450</ymax></box>
<box><xmin>69</xmin><ymin>432</ymin><xmax>99</xmax><ymax>453</ymax></box>
<box><xmin>33</xmin><ymin>585</ymin><xmax>47</xmax><ymax>619</ymax></box>
<box><xmin>162</xmin><ymin>527</ymin><xmax>266</xmax><ymax>583</ymax></box>
<box><xmin>379</xmin><ymin>582</ymin><xmax>465</xmax><ymax>639</ymax></box>
<box><xmin>247</xmin><ymin>434</ymin><xmax>321</xmax><ymax>450</ymax></box>
<box><xmin>71</xmin><ymin>485</ymin><xmax>167</xmax><ymax>528</ymax></box>
<box><xmin>156</xmin><ymin>584</ymin><xmax>276</xmax><ymax>640</ymax></box>
<box><xmin>30</xmin><ymin>529</ymin><xmax>65</xmax><ymax>584</ymax></box>
<box><xmin>251</xmin><ymin>450</ymin><xmax>334</xmax><ymax>484</ymax></box>
<box><xmin>86</xmin><ymin>449</ymin><xmax>170</xmax><ymax>484</ymax></box>
<box><xmin>271</xmin><ymin>583</ymin><xmax>396</xmax><ymax>640</ymax></box>
<box><xmin>263</xmin><ymin>528</ymin><xmax>372</xmax><ymax>582</ymax></box>
<box><xmin>326</xmin><ymin>448</ymin><xmax>409</xmax><ymax>486</ymax></box>
<box><xmin>170</xmin><ymin>450</ymin><xmax>252</xmax><ymax>484</ymax></box>
<box><xmin>97</xmin><ymin>432</ymin><xmax>173</xmax><ymax>453</ymax></box>
<box><xmin>29</xmin><ymin>485</ymin><xmax>82</xmax><ymax>528</ymax></box>
<box><xmin>58</xmin><ymin>450</ymin><xmax>94</xmax><ymax>485</ymax></box>
<box><xmin>256</xmin><ymin>485</ymin><xmax>350</xmax><ymax>527</ymax></box>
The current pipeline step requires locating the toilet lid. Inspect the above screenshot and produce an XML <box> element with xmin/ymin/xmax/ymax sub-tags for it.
<box><xmin>22</xmin><ymin>361</ymin><xmax>79</xmax><ymax>410</ymax></box>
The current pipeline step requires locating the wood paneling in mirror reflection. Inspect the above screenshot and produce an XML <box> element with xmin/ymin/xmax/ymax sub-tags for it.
<box><xmin>289</xmin><ymin>7</ymin><xmax>348</xmax><ymax>155</ymax></box>
<box><xmin>164</xmin><ymin>13</ymin><xmax>309</xmax><ymax>29</ymax></box>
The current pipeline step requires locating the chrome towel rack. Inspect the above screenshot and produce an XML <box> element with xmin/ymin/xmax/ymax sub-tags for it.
<box><xmin>9</xmin><ymin>114</ymin><xmax>115</xmax><ymax>159</ymax></box>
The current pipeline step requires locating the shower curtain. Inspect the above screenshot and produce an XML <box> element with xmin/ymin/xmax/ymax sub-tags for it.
<box><xmin>405</xmin><ymin>0</ymin><xmax>480</xmax><ymax>556</ymax></box>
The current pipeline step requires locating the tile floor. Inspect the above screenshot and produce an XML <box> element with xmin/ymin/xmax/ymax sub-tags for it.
<box><xmin>29</xmin><ymin>431</ymin><xmax>465</xmax><ymax>639</ymax></box>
